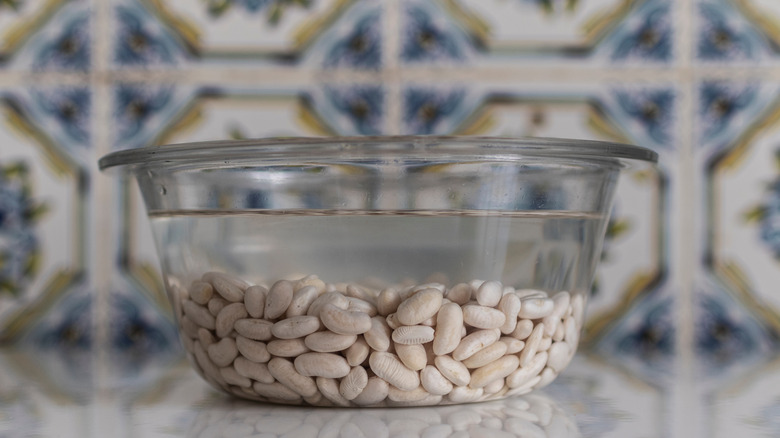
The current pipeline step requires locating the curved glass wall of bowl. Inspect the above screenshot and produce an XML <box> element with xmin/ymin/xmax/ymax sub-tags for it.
<box><xmin>99</xmin><ymin>136</ymin><xmax>657</xmax><ymax>406</ymax></box>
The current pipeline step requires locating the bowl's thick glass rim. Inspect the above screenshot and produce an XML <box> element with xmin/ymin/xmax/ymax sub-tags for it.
<box><xmin>98</xmin><ymin>136</ymin><xmax>658</xmax><ymax>171</ymax></box>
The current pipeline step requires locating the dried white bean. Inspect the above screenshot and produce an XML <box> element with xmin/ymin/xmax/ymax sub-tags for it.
<box><xmin>203</xmin><ymin>272</ymin><xmax>247</xmax><ymax>302</ymax></box>
<box><xmin>320</xmin><ymin>304</ymin><xmax>372</xmax><ymax>335</ymax></box>
<box><xmin>462</xmin><ymin>341</ymin><xmax>508</xmax><ymax>369</ymax></box>
<box><xmin>499</xmin><ymin>337</ymin><xmax>525</xmax><ymax>354</ymax></box>
<box><xmin>462</xmin><ymin>305</ymin><xmax>506</xmax><ymax>329</ymax></box>
<box><xmin>564</xmin><ymin>316</ymin><xmax>579</xmax><ymax>345</ymax></box>
<box><xmin>215</xmin><ymin>302</ymin><xmax>248</xmax><ymax>337</ymax></box>
<box><xmin>189</xmin><ymin>281</ymin><xmax>213</xmax><ymax>305</ymax></box>
<box><xmin>294</xmin><ymin>353</ymin><xmax>350</xmax><ymax>378</ymax></box>
<box><xmin>346</xmin><ymin>337</ymin><xmax>370</xmax><ymax>366</ymax></box>
<box><xmin>483</xmin><ymin>377</ymin><xmax>505</xmax><ymax>395</ymax></box>
<box><xmin>316</xmin><ymin>377</ymin><xmax>351</xmax><ymax>407</ymax></box>
<box><xmin>518</xmin><ymin>298</ymin><xmax>554</xmax><ymax>319</ymax></box>
<box><xmin>369</xmin><ymin>352</ymin><xmax>420</xmax><ymax>391</ymax></box>
<box><xmin>286</xmin><ymin>286</ymin><xmax>319</xmax><ymax>317</ymax></box>
<box><xmin>535</xmin><ymin>367</ymin><xmax>557</xmax><ymax>389</ymax></box>
<box><xmin>392</xmin><ymin>325</ymin><xmax>435</xmax><ymax>345</ymax></box>
<box><xmin>307</xmin><ymin>292</ymin><xmax>350</xmax><ymax>317</ymax></box>
<box><xmin>267</xmin><ymin>357</ymin><xmax>318</xmax><ymax>397</ymax></box>
<box><xmin>271</xmin><ymin>315</ymin><xmax>322</xmax><ymax>339</ymax></box>
<box><xmin>207</xmin><ymin>296</ymin><xmax>227</xmax><ymax>316</ymax></box>
<box><xmin>207</xmin><ymin>337</ymin><xmax>238</xmax><ymax>367</ymax></box>
<box><xmin>546</xmin><ymin>341</ymin><xmax>571</xmax><ymax>372</ymax></box>
<box><xmin>498</xmin><ymin>294</ymin><xmax>521</xmax><ymax>334</ymax></box>
<box><xmin>252</xmin><ymin>382</ymin><xmax>302</xmax><ymax>402</ymax></box>
<box><xmin>433</xmin><ymin>302</ymin><xmax>463</xmax><ymax>355</ymax></box>
<box><xmin>220</xmin><ymin>366</ymin><xmax>251</xmax><ymax>388</ymax></box>
<box><xmin>197</xmin><ymin>327</ymin><xmax>214</xmax><ymax>347</ymax></box>
<box><xmin>265</xmin><ymin>280</ymin><xmax>294</xmax><ymax>320</ymax></box>
<box><xmin>434</xmin><ymin>355</ymin><xmax>470</xmax><ymax>387</ymax></box>
<box><xmin>183</xmin><ymin>300</ymin><xmax>216</xmax><ymax>330</ymax></box>
<box><xmin>396</xmin><ymin>288</ymin><xmax>443</xmax><ymax>326</ymax></box>
<box><xmin>475</xmin><ymin>281</ymin><xmax>502</xmax><ymax>307</ymax></box>
<box><xmin>376</xmin><ymin>288</ymin><xmax>401</xmax><ymax>316</ymax></box>
<box><xmin>395</xmin><ymin>343</ymin><xmax>427</xmax><ymax>371</ymax></box>
<box><xmin>346</xmin><ymin>296</ymin><xmax>377</xmax><ymax>317</ymax></box>
<box><xmin>446</xmin><ymin>283</ymin><xmax>473</xmax><ymax>305</ymax></box>
<box><xmin>236</xmin><ymin>336</ymin><xmax>270</xmax><ymax>363</ymax></box>
<box><xmin>507</xmin><ymin>352</ymin><xmax>548</xmax><ymax>388</ymax></box>
<box><xmin>267</xmin><ymin>338</ymin><xmax>310</xmax><ymax>357</ymax></box>
<box><xmin>180</xmin><ymin>316</ymin><xmax>199</xmax><ymax>339</ymax></box>
<box><xmin>469</xmin><ymin>355</ymin><xmax>519</xmax><ymax>388</ymax></box>
<box><xmin>448</xmin><ymin>386</ymin><xmax>483</xmax><ymax>403</ymax></box>
<box><xmin>519</xmin><ymin>323</ymin><xmax>545</xmax><ymax>367</ymax></box>
<box><xmin>244</xmin><ymin>285</ymin><xmax>267</xmax><ymax>318</ymax></box>
<box><xmin>295</xmin><ymin>274</ymin><xmax>326</xmax><ymax>294</ymax></box>
<box><xmin>234</xmin><ymin>357</ymin><xmax>274</xmax><ymax>383</ymax></box>
<box><xmin>339</xmin><ymin>366</ymin><xmax>368</xmax><ymax>400</ymax></box>
<box><xmin>553</xmin><ymin>320</ymin><xmax>565</xmax><ymax>341</ymax></box>
<box><xmin>452</xmin><ymin>329</ymin><xmax>500</xmax><ymax>361</ymax></box>
<box><xmin>512</xmin><ymin>319</ymin><xmax>534</xmax><ymax>340</ymax></box>
<box><xmin>421</xmin><ymin>365</ymin><xmax>453</xmax><ymax>395</ymax></box>
<box><xmin>538</xmin><ymin>336</ymin><xmax>552</xmax><ymax>352</ymax></box>
<box><xmin>234</xmin><ymin>319</ymin><xmax>273</xmax><ymax>341</ymax></box>
<box><xmin>304</xmin><ymin>331</ymin><xmax>356</xmax><ymax>353</ymax></box>
<box><xmin>352</xmin><ymin>376</ymin><xmax>389</xmax><ymax>406</ymax></box>
<box><xmin>364</xmin><ymin>317</ymin><xmax>392</xmax><ymax>352</ymax></box>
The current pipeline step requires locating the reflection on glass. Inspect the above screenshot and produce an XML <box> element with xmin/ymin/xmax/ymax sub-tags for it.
<box><xmin>186</xmin><ymin>392</ymin><xmax>580</xmax><ymax>438</ymax></box>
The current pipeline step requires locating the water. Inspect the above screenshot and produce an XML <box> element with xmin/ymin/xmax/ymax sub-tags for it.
<box><xmin>150</xmin><ymin>209</ymin><xmax>606</xmax><ymax>292</ymax></box>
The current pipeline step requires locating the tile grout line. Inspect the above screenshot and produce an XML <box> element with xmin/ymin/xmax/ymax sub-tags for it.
<box><xmin>91</xmin><ymin>0</ymin><xmax>113</xmax><ymax>418</ymax></box>
<box><xmin>383</xmin><ymin>0</ymin><xmax>402</xmax><ymax>135</ymax></box>
<box><xmin>675</xmin><ymin>0</ymin><xmax>699</xmax><ymax>437</ymax></box>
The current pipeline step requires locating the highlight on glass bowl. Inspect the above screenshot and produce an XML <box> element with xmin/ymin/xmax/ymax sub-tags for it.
<box><xmin>99</xmin><ymin>136</ymin><xmax>657</xmax><ymax>406</ymax></box>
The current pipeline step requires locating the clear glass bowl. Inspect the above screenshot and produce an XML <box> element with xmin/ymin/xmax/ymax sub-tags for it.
<box><xmin>99</xmin><ymin>136</ymin><xmax>657</xmax><ymax>406</ymax></box>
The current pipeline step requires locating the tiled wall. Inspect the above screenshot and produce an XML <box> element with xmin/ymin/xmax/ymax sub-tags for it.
<box><xmin>1</xmin><ymin>0</ymin><xmax>779</xmax><ymax>426</ymax></box>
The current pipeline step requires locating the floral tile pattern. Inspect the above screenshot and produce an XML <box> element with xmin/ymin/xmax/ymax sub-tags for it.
<box><xmin>0</xmin><ymin>0</ymin><xmax>778</xmax><ymax>433</ymax></box>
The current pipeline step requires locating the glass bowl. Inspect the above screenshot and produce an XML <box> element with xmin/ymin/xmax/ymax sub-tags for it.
<box><xmin>99</xmin><ymin>136</ymin><xmax>657</xmax><ymax>406</ymax></box>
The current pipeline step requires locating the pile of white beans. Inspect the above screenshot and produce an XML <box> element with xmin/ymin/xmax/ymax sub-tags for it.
<box><xmin>187</xmin><ymin>395</ymin><xmax>580</xmax><ymax>438</ymax></box>
<box><xmin>174</xmin><ymin>272</ymin><xmax>584</xmax><ymax>406</ymax></box>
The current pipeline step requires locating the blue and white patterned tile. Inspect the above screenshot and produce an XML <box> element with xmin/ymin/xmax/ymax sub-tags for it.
<box><xmin>111</xmin><ymin>0</ymin><xmax>359</xmax><ymax>68</ymax></box>
<box><xmin>435</xmin><ymin>0</ymin><xmax>673</xmax><ymax>64</ymax></box>
<box><xmin>696</xmin><ymin>0</ymin><xmax>780</xmax><ymax>63</ymax></box>
<box><xmin>0</xmin><ymin>0</ymin><xmax>90</xmax><ymax>71</ymax></box>
<box><xmin>0</xmin><ymin>86</ymin><xmax>91</xmax><ymax>345</ymax></box>
<box><xmin>695</xmin><ymin>79</ymin><xmax>780</xmax><ymax>367</ymax></box>
<box><xmin>302</xmin><ymin>0</ymin><xmax>382</xmax><ymax>70</ymax></box>
<box><xmin>6</xmin><ymin>0</ymin><xmax>91</xmax><ymax>72</ymax></box>
<box><xmin>400</xmin><ymin>0</ymin><xmax>475</xmax><ymax>65</ymax></box>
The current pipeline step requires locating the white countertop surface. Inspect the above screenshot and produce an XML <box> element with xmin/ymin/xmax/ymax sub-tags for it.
<box><xmin>1</xmin><ymin>347</ymin><xmax>778</xmax><ymax>438</ymax></box>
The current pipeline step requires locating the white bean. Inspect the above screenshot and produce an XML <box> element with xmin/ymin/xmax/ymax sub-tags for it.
<box><xmin>446</xmin><ymin>283</ymin><xmax>473</xmax><ymax>305</ymax></box>
<box><xmin>203</xmin><ymin>272</ymin><xmax>247</xmax><ymax>302</ymax></box>
<box><xmin>421</xmin><ymin>365</ymin><xmax>453</xmax><ymax>395</ymax></box>
<box><xmin>307</xmin><ymin>292</ymin><xmax>350</xmax><ymax>317</ymax></box>
<box><xmin>252</xmin><ymin>382</ymin><xmax>302</xmax><ymax>402</ymax></box>
<box><xmin>498</xmin><ymin>294</ymin><xmax>521</xmax><ymax>334</ymax></box>
<box><xmin>364</xmin><ymin>316</ymin><xmax>392</xmax><ymax>352</ymax></box>
<box><xmin>377</xmin><ymin>288</ymin><xmax>401</xmax><ymax>316</ymax></box>
<box><xmin>448</xmin><ymin>386</ymin><xmax>483</xmax><ymax>403</ymax></box>
<box><xmin>369</xmin><ymin>352</ymin><xmax>420</xmax><ymax>391</ymax></box>
<box><xmin>320</xmin><ymin>304</ymin><xmax>372</xmax><ymax>335</ymax></box>
<box><xmin>244</xmin><ymin>285</ymin><xmax>267</xmax><ymax>318</ymax></box>
<box><xmin>267</xmin><ymin>338</ymin><xmax>310</xmax><ymax>357</ymax></box>
<box><xmin>395</xmin><ymin>288</ymin><xmax>443</xmax><ymax>326</ymax></box>
<box><xmin>271</xmin><ymin>315</ymin><xmax>322</xmax><ymax>339</ymax></box>
<box><xmin>475</xmin><ymin>281</ymin><xmax>502</xmax><ymax>307</ymax></box>
<box><xmin>392</xmin><ymin>325</ymin><xmax>435</xmax><ymax>345</ymax></box>
<box><xmin>189</xmin><ymin>281</ymin><xmax>213</xmax><ymax>305</ymax></box>
<box><xmin>395</xmin><ymin>343</ymin><xmax>427</xmax><ymax>371</ymax></box>
<box><xmin>462</xmin><ymin>341</ymin><xmax>508</xmax><ymax>369</ymax></box>
<box><xmin>518</xmin><ymin>298</ymin><xmax>554</xmax><ymax>319</ymax></box>
<box><xmin>452</xmin><ymin>329</ymin><xmax>501</xmax><ymax>361</ymax></box>
<box><xmin>267</xmin><ymin>357</ymin><xmax>318</xmax><ymax>397</ymax></box>
<box><xmin>215</xmin><ymin>302</ymin><xmax>248</xmax><ymax>337</ymax></box>
<box><xmin>469</xmin><ymin>355</ymin><xmax>519</xmax><ymax>388</ymax></box>
<box><xmin>346</xmin><ymin>337</ymin><xmax>370</xmax><ymax>366</ymax></box>
<box><xmin>339</xmin><ymin>366</ymin><xmax>368</xmax><ymax>400</ymax></box>
<box><xmin>207</xmin><ymin>337</ymin><xmax>238</xmax><ymax>367</ymax></box>
<box><xmin>294</xmin><ymin>353</ymin><xmax>350</xmax><ymax>378</ymax></box>
<box><xmin>506</xmin><ymin>351</ymin><xmax>548</xmax><ymax>388</ymax></box>
<box><xmin>433</xmin><ymin>302</ymin><xmax>463</xmax><ymax>355</ymax></box>
<box><xmin>499</xmin><ymin>337</ymin><xmax>525</xmax><ymax>354</ymax></box>
<box><xmin>304</xmin><ymin>331</ymin><xmax>357</xmax><ymax>353</ymax></box>
<box><xmin>265</xmin><ymin>280</ymin><xmax>294</xmax><ymax>320</ymax></box>
<box><xmin>316</xmin><ymin>377</ymin><xmax>351</xmax><ymax>407</ymax></box>
<box><xmin>183</xmin><ymin>300</ymin><xmax>216</xmax><ymax>330</ymax></box>
<box><xmin>234</xmin><ymin>357</ymin><xmax>274</xmax><ymax>383</ymax></box>
<box><xmin>434</xmin><ymin>355</ymin><xmax>470</xmax><ymax>387</ymax></box>
<box><xmin>352</xmin><ymin>376</ymin><xmax>389</xmax><ymax>406</ymax></box>
<box><xmin>236</xmin><ymin>336</ymin><xmax>270</xmax><ymax>363</ymax></box>
<box><xmin>519</xmin><ymin>323</ymin><xmax>545</xmax><ymax>367</ymax></box>
<box><xmin>546</xmin><ymin>341</ymin><xmax>571</xmax><ymax>372</ymax></box>
<box><xmin>234</xmin><ymin>319</ymin><xmax>273</xmax><ymax>341</ymax></box>
<box><xmin>512</xmin><ymin>319</ymin><xmax>534</xmax><ymax>340</ymax></box>
<box><xmin>462</xmin><ymin>305</ymin><xmax>506</xmax><ymax>329</ymax></box>
<box><xmin>286</xmin><ymin>286</ymin><xmax>319</xmax><ymax>317</ymax></box>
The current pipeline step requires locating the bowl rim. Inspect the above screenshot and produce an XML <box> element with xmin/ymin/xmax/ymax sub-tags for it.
<box><xmin>98</xmin><ymin>135</ymin><xmax>658</xmax><ymax>171</ymax></box>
